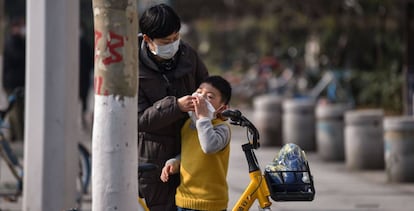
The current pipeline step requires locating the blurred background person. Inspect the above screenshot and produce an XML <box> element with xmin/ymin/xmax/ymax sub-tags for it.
<box><xmin>79</xmin><ymin>24</ymin><xmax>94</xmax><ymax>130</ymax></box>
<box><xmin>2</xmin><ymin>16</ymin><xmax>26</xmax><ymax>142</ymax></box>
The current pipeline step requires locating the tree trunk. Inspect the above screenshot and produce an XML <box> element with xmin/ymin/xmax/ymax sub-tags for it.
<box><xmin>91</xmin><ymin>0</ymin><xmax>139</xmax><ymax>210</ymax></box>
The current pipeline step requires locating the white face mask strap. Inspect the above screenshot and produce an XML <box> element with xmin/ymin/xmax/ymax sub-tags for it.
<box><xmin>216</xmin><ymin>104</ymin><xmax>227</xmax><ymax>114</ymax></box>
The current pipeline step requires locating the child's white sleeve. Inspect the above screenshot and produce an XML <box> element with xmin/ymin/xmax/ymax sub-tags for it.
<box><xmin>196</xmin><ymin>117</ymin><xmax>230</xmax><ymax>154</ymax></box>
<box><xmin>165</xmin><ymin>154</ymin><xmax>181</xmax><ymax>174</ymax></box>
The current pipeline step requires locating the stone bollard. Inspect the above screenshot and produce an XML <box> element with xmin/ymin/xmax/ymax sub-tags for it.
<box><xmin>384</xmin><ymin>116</ymin><xmax>414</xmax><ymax>182</ymax></box>
<box><xmin>282</xmin><ymin>98</ymin><xmax>316</xmax><ymax>151</ymax></box>
<box><xmin>345</xmin><ymin>109</ymin><xmax>384</xmax><ymax>170</ymax></box>
<box><xmin>316</xmin><ymin>103</ymin><xmax>350</xmax><ymax>161</ymax></box>
<box><xmin>253</xmin><ymin>94</ymin><xmax>283</xmax><ymax>146</ymax></box>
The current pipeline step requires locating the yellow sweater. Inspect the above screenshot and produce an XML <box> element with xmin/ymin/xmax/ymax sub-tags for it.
<box><xmin>176</xmin><ymin>118</ymin><xmax>230</xmax><ymax>211</ymax></box>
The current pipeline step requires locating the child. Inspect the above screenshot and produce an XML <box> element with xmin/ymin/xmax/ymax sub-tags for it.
<box><xmin>160</xmin><ymin>75</ymin><xmax>232</xmax><ymax>211</ymax></box>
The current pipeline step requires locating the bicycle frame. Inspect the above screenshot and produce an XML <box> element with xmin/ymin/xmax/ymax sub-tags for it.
<box><xmin>221</xmin><ymin>110</ymin><xmax>272</xmax><ymax>210</ymax></box>
<box><xmin>233</xmin><ymin>143</ymin><xmax>272</xmax><ymax>210</ymax></box>
<box><xmin>138</xmin><ymin>198</ymin><xmax>149</xmax><ymax>211</ymax></box>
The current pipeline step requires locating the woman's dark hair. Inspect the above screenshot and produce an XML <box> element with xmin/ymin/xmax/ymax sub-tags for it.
<box><xmin>139</xmin><ymin>3</ymin><xmax>181</xmax><ymax>39</ymax></box>
<box><xmin>203</xmin><ymin>76</ymin><xmax>232</xmax><ymax>105</ymax></box>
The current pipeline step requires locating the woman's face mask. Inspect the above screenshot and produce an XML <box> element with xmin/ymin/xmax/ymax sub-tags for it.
<box><xmin>151</xmin><ymin>39</ymin><xmax>180</xmax><ymax>59</ymax></box>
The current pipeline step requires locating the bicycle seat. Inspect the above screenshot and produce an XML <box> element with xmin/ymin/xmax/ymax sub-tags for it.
<box><xmin>138</xmin><ymin>163</ymin><xmax>158</xmax><ymax>173</ymax></box>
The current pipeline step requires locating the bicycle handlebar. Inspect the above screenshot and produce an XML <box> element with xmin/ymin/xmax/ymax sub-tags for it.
<box><xmin>222</xmin><ymin>109</ymin><xmax>260</xmax><ymax>149</ymax></box>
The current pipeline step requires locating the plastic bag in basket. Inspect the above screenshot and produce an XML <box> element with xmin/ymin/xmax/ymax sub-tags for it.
<box><xmin>265</xmin><ymin>143</ymin><xmax>310</xmax><ymax>190</ymax></box>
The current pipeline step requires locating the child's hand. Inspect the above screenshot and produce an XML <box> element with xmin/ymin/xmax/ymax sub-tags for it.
<box><xmin>193</xmin><ymin>95</ymin><xmax>209</xmax><ymax>119</ymax></box>
<box><xmin>160</xmin><ymin>164</ymin><xmax>173</xmax><ymax>182</ymax></box>
<box><xmin>160</xmin><ymin>159</ymin><xmax>180</xmax><ymax>182</ymax></box>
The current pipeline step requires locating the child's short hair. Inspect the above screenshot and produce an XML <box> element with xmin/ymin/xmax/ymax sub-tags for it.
<box><xmin>202</xmin><ymin>76</ymin><xmax>232</xmax><ymax>105</ymax></box>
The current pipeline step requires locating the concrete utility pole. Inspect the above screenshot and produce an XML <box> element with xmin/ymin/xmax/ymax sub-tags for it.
<box><xmin>24</xmin><ymin>0</ymin><xmax>80</xmax><ymax>210</ymax></box>
<box><xmin>91</xmin><ymin>0</ymin><xmax>139</xmax><ymax>210</ymax></box>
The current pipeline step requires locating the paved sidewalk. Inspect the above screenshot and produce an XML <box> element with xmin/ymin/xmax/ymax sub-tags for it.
<box><xmin>1</xmin><ymin>109</ymin><xmax>414</xmax><ymax>211</ymax></box>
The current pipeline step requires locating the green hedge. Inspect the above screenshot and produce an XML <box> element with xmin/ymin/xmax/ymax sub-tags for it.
<box><xmin>350</xmin><ymin>70</ymin><xmax>403</xmax><ymax>115</ymax></box>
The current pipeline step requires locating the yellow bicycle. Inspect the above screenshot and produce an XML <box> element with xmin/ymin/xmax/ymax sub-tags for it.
<box><xmin>222</xmin><ymin>109</ymin><xmax>315</xmax><ymax>210</ymax></box>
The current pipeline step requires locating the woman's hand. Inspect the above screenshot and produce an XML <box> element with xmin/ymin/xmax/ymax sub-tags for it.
<box><xmin>177</xmin><ymin>95</ymin><xmax>196</xmax><ymax>112</ymax></box>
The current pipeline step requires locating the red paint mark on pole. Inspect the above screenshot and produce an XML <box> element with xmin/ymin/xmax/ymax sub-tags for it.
<box><xmin>94</xmin><ymin>76</ymin><xmax>103</xmax><ymax>95</ymax></box>
<box><xmin>94</xmin><ymin>31</ymin><xmax>103</xmax><ymax>61</ymax></box>
<box><xmin>102</xmin><ymin>31</ymin><xmax>124</xmax><ymax>65</ymax></box>
<box><xmin>94</xmin><ymin>30</ymin><xmax>124</xmax><ymax>65</ymax></box>
<box><xmin>94</xmin><ymin>76</ymin><xmax>109</xmax><ymax>95</ymax></box>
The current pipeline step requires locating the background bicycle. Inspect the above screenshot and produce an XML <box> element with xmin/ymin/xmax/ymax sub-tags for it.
<box><xmin>0</xmin><ymin>87</ymin><xmax>92</xmax><ymax>209</ymax></box>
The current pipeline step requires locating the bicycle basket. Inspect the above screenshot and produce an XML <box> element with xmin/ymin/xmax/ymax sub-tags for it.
<box><xmin>264</xmin><ymin>161</ymin><xmax>315</xmax><ymax>201</ymax></box>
